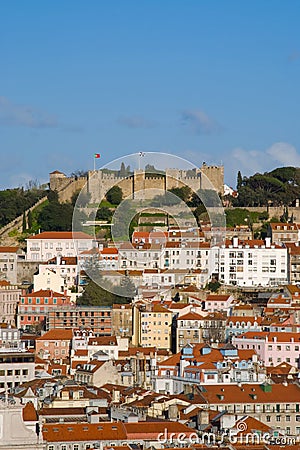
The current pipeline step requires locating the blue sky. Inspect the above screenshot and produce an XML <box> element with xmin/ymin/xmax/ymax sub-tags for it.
<box><xmin>0</xmin><ymin>0</ymin><xmax>299</xmax><ymax>189</ymax></box>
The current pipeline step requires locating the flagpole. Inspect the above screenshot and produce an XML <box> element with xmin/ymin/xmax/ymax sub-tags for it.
<box><xmin>94</xmin><ymin>155</ymin><xmax>96</xmax><ymax>172</ymax></box>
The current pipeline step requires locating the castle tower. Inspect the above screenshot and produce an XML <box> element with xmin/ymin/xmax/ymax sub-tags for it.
<box><xmin>200</xmin><ymin>163</ymin><xmax>224</xmax><ymax>195</ymax></box>
<box><xmin>49</xmin><ymin>170</ymin><xmax>68</xmax><ymax>191</ymax></box>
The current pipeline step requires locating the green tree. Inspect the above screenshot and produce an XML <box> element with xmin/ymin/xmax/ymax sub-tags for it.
<box><xmin>78</xmin><ymin>276</ymin><xmax>130</xmax><ymax>306</ymax></box>
<box><xmin>120</xmin><ymin>162</ymin><xmax>126</xmax><ymax>177</ymax></box>
<box><xmin>96</xmin><ymin>207</ymin><xmax>113</xmax><ymax>221</ymax></box>
<box><xmin>237</xmin><ymin>171</ymin><xmax>243</xmax><ymax>190</ymax></box>
<box><xmin>115</xmin><ymin>275</ymin><xmax>136</xmax><ymax>300</ymax></box>
<box><xmin>206</xmin><ymin>281</ymin><xmax>221</xmax><ymax>292</ymax></box>
<box><xmin>27</xmin><ymin>210</ymin><xmax>33</xmax><ymax>229</ymax></box>
<box><xmin>106</xmin><ymin>185</ymin><xmax>123</xmax><ymax>205</ymax></box>
<box><xmin>168</xmin><ymin>186</ymin><xmax>192</xmax><ymax>204</ymax></box>
<box><xmin>22</xmin><ymin>212</ymin><xmax>26</xmax><ymax>232</ymax></box>
<box><xmin>71</xmin><ymin>189</ymin><xmax>91</xmax><ymax>207</ymax></box>
<box><xmin>37</xmin><ymin>202</ymin><xmax>74</xmax><ymax>231</ymax></box>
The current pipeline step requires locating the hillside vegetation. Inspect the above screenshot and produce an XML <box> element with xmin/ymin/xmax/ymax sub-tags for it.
<box><xmin>234</xmin><ymin>167</ymin><xmax>300</xmax><ymax>207</ymax></box>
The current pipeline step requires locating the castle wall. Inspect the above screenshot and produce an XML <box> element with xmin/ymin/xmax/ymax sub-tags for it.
<box><xmin>57</xmin><ymin>177</ymin><xmax>86</xmax><ymax>203</ymax></box>
<box><xmin>50</xmin><ymin>164</ymin><xmax>224</xmax><ymax>204</ymax></box>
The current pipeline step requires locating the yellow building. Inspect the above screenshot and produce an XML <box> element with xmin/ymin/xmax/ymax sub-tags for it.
<box><xmin>133</xmin><ymin>303</ymin><xmax>172</xmax><ymax>351</ymax></box>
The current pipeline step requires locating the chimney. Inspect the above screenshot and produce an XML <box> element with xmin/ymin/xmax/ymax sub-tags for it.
<box><xmin>265</xmin><ymin>237</ymin><xmax>271</xmax><ymax>248</ymax></box>
<box><xmin>233</xmin><ymin>237</ymin><xmax>238</xmax><ymax>248</ymax></box>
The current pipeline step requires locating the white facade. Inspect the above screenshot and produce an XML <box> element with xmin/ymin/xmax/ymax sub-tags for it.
<box><xmin>0</xmin><ymin>247</ymin><xmax>21</xmax><ymax>284</ymax></box>
<box><xmin>214</xmin><ymin>237</ymin><xmax>288</xmax><ymax>287</ymax></box>
<box><xmin>26</xmin><ymin>232</ymin><xmax>95</xmax><ymax>261</ymax></box>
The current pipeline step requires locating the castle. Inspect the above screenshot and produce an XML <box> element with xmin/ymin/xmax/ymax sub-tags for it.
<box><xmin>50</xmin><ymin>163</ymin><xmax>224</xmax><ymax>203</ymax></box>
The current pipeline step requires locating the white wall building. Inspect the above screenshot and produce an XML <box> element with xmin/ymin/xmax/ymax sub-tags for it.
<box><xmin>26</xmin><ymin>231</ymin><xmax>95</xmax><ymax>261</ymax></box>
<box><xmin>214</xmin><ymin>237</ymin><xmax>288</xmax><ymax>287</ymax></box>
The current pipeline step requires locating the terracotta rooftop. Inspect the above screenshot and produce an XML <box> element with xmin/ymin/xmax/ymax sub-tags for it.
<box><xmin>28</xmin><ymin>231</ymin><xmax>93</xmax><ymax>240</ymax></box>
<box><xmin>0</xmin><ymin>246</ymin><xmax>19</xmax><ymax>253</ymax></box>
<box><xmin>22</xmin><ymin>401</ymin><xmax>38</xmax><ymax>421</ymax></box>
<box><xmin>36</xmin><ymin>329</ymin><xmax>73</xmax><ymax>341</ymax></box>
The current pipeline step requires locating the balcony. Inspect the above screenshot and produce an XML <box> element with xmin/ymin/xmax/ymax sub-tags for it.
<box><xmin>30</xmin><ymin>247</ymin><xmax>40</xmax><ymax>251</ymax></box>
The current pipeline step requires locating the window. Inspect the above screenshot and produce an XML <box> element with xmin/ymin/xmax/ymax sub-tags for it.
<box><xmin>266</xmin><ymin>416</ymin><xmax>271</xmax><ymax>422</ymax></box>
<box><xmin>276</xmin><ymin>415</ymin><xmax>281</xmax><ymax>422</ymax></box>
<box><xmin>286</xmin><ymin>415</ymin><xmax>291</xmax><ymax>421</ymax></box>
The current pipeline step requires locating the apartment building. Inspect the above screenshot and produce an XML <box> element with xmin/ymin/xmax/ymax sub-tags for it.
<box><xmin>111</xmin><ymin>303</ymin><xmax>133</xmax><ymax>337</ymax></box>
<box><xmin>154</xmin><ymin>343</ymin><xmax>266</xmax><ymax>395</ymax></box>
<box><xmin>26</xmin><ymin>231</ymin><xmax>95</xmax><ymax>261</ymax></box>
<box><xmin>232</xmin><ymin>331</ymin><xmax>300</xmax><ymax>368</ymax></box>
<box><xmin>176</xmin><ymin>311</ymin><xmax>205</xmax><ymax>352</ymax></box>
<box><xmin>0</xmin><ymin>246</ymin><xmax>21</xmax><ymax>284</ymax></box>
<box><xmin>0</xmin><ymin>280</ymin><xmax>21</xmax><ymax>325</ymax></box>
<box><xmin>0</xmin><ymin>327</ymin><xmax>35</xmax><ymax>391</ymax></box>
<box><xmin>268</xmin><ymin>222</ymin><xmax>300</xmax><ymax>244</ymax></box>
<box><xmin>35</xmin><ymin>256</ymin><xmax>79</xmax><ymax>288</ymax></box>
<box><xmin>286</xmin><ymin>242</ymin><xmax>300</xmax><ymax>284</ymax></box>
<box><xmin>194</xmin><ymin>382</ymin><xmax>300</xmax><ymax>436</ymax></box>
<box><xmin>214</xmin><ymin>237</ymin><xmax>288</xmax><ymax>287</ymax></box>
<box><xmin>132</xmin><ymin>303</ymin><xmax>173</xmax><ymax>350</ymax></box>
<box><xmin>18</xmin><ymin>289</ymin><xmax>71</xmax><ymax>330</ymax></box>
<box><xmin>46</xmin><ymin>305</ymin><xmax>112</xmax><ymax>335</ymax></box>
<box><xmin>36</xmin><ymin>328</ymin><xmax>73</xmax><ymax>360</ymax></box>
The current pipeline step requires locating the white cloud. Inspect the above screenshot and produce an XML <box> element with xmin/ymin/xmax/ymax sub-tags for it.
<box><xmin>117</xmin><ymin>115</ymin><xmax>157</xmax><ymax>129</ymax></box>
<box><xmin>227</xmin><ymin>141</ymin><xmax>300</xmax><ymax>186</ymax></box>
<box><xmin>266</xmin><ymin>142</ymin><xmax>300</xmax><ymax>166</ymax></box>
<box><xmin>181</xmin><ymin>109</ymin><xmax>221</xmax><ymax>135</ymax></box>
<box><xmin>0</xmin><ymin>96</ymin><xmax>58</xmax><ymax>128</ymax></box>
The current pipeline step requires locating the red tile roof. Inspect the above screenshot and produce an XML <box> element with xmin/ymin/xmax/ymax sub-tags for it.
<box><xmin>36</xmin><ymin>329</ymin><xmax>73</xmax><ymax>341</ymax></box>
<box><xmin>42</xmin><ymin>422</ymin><xmax>127</xmax><ymax>442</ymax></box>
<box><xmin>0</xmin><ymin>246</ymin><xmax>19</xmax><ymax>253</ymax></box>
<box><xmin>29</xmin><ymin>231</ymin><xmax>93</xmax><ymax>240</ymax></box>
<box><xmin>22</xmin><ymin>402</ymin><xmax>38</xmax><ymax>421</ymax></box>
<box><xmin>22</xmin><ymin>289</ymin><xmax>67</xmax><ymax>298</ymax></box>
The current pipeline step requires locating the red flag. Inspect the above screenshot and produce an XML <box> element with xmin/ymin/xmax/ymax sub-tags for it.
<box><xmin>94</xmin><ymin>153</ymin><xmax>100</xmax><ymax>158</ymax></box>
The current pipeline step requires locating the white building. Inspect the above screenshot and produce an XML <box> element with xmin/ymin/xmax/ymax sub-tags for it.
<box><xmin>214</xmin><ymin>237</ymin><xmax>288</xmax><ymax>287</ymax></box>
<box><xmin>34</xmin><ymin>256</ymin><xmax>78</xmax><ymax>289</ymax></box>
<box><xmin>0</xmin><ymin>247</ymin><xmax>22</xmax><ymax>285</ymax></box>
<box><xmin>26</xmin><ymin>231</ymin><xmax>95</xmax><ymax>261</ymax></box>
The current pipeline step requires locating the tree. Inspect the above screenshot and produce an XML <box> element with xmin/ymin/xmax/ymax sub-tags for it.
<box><xmin>206</xmin><ymin>281</ymin><xmax>221</xmax><ymax>292</ymax></box>
<box><xmin>37</xmin><ymin>202</ymin><xmax>74</xmax><ymax>231</ymax></box>
<box><xmin>172</xmin><ymin>292</ymin><xmax>181</xmax><ymax>303</ymax></box>
<box><xmin>77</xmin><ymin>276</ymin><xmax>130</xmax><ymax>306</ymax></box>
<box><xmin>96</xmin><ymin>207</ymin><xmax>113</xmax><ymax>221</ymax></box>
<box><xmin>237</xmin><ymin>171</ymin><xmax>243</xmax><ymax>190</ymax></box>
<box><xmin>47</xmin><ymin>190</ymin><xmax>59</xmax><ymax>203</ymax></box>
<box><xmin>22</xmin><ymin>212</ymin><xmax>26</xmax><ymax>232</ymax></box>
<box><xmin>27</xmin><ymin>210</ymin><xmax>33</xmax><ymax>229</ymax></box>
<box><xmin>120</xmin><ymin>162</ymin><xmax>126</xmax><ymax>177</ymax></box>
<box><xmin>106</xmin><ymin>185</ymin><xmax>123</xmax><ymax>205</ymax></box>
<box><xmin>168</xmin><ymin>186</ymin><xmax>192</xmax><ymax>204</ymax></box>
<box><xmin>115</xmin><ymin>275</ymin><xmax>136</xmax><ymax>300</ymax></box>
<box><xmin>71</xmin><ymin>189</ymin><xmax>91</xmax><ymax>207</ymax></box>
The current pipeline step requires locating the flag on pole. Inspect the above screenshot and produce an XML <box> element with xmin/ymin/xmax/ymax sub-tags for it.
<box><xmin>94</xmin><ymin>153</ymin><xmax>101</xmax><ymax>158</ymax></box>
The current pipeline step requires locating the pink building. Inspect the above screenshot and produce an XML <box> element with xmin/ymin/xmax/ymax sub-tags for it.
<box><xmin>36</xmin><ymin>328</ymin><xmax>73</xmax><ymax>360</ymax></box>
<box><xmin>203</xmin><ymin>294</ymin><xmax>235</xmax><ymax>314</ymax></box>
<box><xmin>17</xmin><ymin>289</ymin><xmax>71</xmax><ymax>330</ymax></box>
<box><xmin>233</xmin><ymin>331</ymin><xmax>300</xmax><ymax>368</ymax></box>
